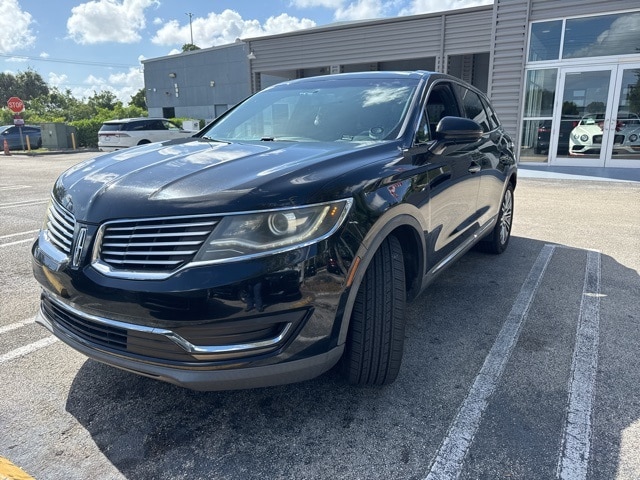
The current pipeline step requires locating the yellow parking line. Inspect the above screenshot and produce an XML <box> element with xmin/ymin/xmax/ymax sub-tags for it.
<box><xmin>0</xmin><ymin>457</ymin><xmax>35</xmax><ymax>480</ymax></box>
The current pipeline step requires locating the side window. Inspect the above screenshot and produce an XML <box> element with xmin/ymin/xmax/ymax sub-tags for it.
<box><xmin>456</xmin><ymin>85</ymin><xmax>492</xmax><ymax>133</ymax></box>
<box><xmin>419</xmin><ymin>82</ymin><xmax>460</xmax><ymax>142</ymax></box>
<box><xmin>164</xmin><ymin>120</ymin><xmax>180</xmax><ymax>131</ymax></box>
<box><xmin>481</xmin><ymin>96</ymin><xmax>501</xmax><ymax>130</ymax></box>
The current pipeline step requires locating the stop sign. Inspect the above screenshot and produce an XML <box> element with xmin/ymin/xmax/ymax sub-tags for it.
<box><xmin>7</xmin><ymin>96</ymin><xmax>24</xmax><ymax>113</ymax></box>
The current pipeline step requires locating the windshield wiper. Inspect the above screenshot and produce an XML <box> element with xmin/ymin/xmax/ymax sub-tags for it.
<box><xmin>200</xmin><ymin>135</ymin><xmax>229</xmax><ymax>144</ymax></box>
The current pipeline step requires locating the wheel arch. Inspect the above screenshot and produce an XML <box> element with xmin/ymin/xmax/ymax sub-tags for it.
<box><xmin>337</xmin><ymin>207</ymin><xmax>427</xmax><ymax>345</ymax></box>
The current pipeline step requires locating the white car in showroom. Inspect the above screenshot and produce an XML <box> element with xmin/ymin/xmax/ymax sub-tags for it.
<box><xmin>98</xmin><ymin>117</ymin><xmax>194</xmax><ymax>152</ymax></box>
<box><xmin>569</xmin><ymin>112</ymin><xmax>640</xmax><ymax>156</ymax></box>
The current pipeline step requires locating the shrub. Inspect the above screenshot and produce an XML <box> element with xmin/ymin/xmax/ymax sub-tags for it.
<box><xmin>70</xmin><ymin>118</ymin><xmax>103</xmax><ymax>148</ymax></box>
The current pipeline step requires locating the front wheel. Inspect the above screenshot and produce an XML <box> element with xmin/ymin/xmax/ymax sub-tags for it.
<box><xmin>341</xmin><ymin>235</ymin><xmax>406</xmax><ymax>386</ymax></box>
<box><xmin>478</xmin><ymin>184</ymin><xmax>514</xmax><ymax>254</ymax></box>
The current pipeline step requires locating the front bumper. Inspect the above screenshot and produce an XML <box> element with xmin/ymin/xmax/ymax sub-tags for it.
<box><xmin>32</xmin><ymin>233</ymin><xmax>354</xmax><ymax>390</ymax></box>
<box><xmin>35</xmin><ymin>297</ymin><xmax>343</xmax><ymax>390</ymax></box>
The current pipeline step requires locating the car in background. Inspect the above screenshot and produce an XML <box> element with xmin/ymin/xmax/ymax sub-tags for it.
<box><xmin>569</xmin><ymin>112</ymin><xmax>640</xmax><ymax>156</ymax></box>
<box><xmin>0</xmin><ymin>125</ymin><xmax>42</xmax><ymax>150</ymax></box>
<box><xmin>32</xmin><ymin>71</ymin><xmax>517</xmax><ymax>391</ymax></box>
<box><xmin>534</xmin><ymin>117</ymin><xmax>577</xmax><ymax>155</ymax></box>
<box><xmin>98</xmin><ymin>117</ymin><xmax>194</xmax><ymax>152</ymax></box>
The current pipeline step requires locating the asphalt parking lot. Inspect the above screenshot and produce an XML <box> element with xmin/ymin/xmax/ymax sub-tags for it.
<box><xmin>1</xmin><ymin>151</ymin><xmax>639</xmax><ymax>480</ymax></box>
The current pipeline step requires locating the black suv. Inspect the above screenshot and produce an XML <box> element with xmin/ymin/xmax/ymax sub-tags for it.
<box><xmin>32</xmin><ymin>71</ymin><xmax>516</xmax><ymax>390</ymax></box>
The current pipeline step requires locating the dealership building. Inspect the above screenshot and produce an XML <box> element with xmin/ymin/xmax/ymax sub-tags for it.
<box><xmin>142</xmin><ymin>0</ymin><xmax>640</xmax><ymax>169</ymax></box>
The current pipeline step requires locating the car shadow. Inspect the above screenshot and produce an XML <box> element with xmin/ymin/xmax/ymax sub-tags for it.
<box><xmin>64</xmin><ymin>236</ymin><xmax>640</xmax><ymax>480</ymax></box>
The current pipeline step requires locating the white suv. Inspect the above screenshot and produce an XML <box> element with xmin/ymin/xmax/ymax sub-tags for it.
<box><xmin>98</xmin><ymin>118</ymin><xmax>193</xmax><ymax>152</ymax></box>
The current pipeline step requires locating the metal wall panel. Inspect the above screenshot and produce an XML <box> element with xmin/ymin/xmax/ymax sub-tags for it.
<box><xmin>249</xmin><ymin>18</ymin><xmax>444</xmax><ymax>72</ymax></box>
<box><xmin>530</xmin><ymin>0</ymin><xmax>639</xmax><ymax>21</ymax></box>
<box><xmin>247</xmin><ymin>8</ymin><xmax>492</xmax><ymax>74</ymax></box>
<box><xmin>488</xmin><ymin>0</ymin><xmax>531</xmax><ymax>141</ymax></box>
<box><xmin>444</xmin><ymin>10</ymin><xmax>493</xmax><ymax>55</ymax></box>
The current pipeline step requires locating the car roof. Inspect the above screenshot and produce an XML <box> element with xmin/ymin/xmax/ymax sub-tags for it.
<box><xmin>273</xmin><ymin>70</ymin><xmax>438</xmax><ymax>87</ymax></box>
<box><xmin>102</xmin><ymin>117</ymin><xmax>171</xmax><ymax>124</ymax></box>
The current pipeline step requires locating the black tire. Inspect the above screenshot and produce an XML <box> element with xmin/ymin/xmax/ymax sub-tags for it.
<box><xmin>137</xmin><ymin>139</ymin><xmax>151</xmax><ymax>145</ymax></box>
<box><xmin>478</xmin><ymin>183</ymin><xmax>514</xmax><ymax>254</ymax></box>
<box><xmin>341</xmin><ymin>235</ymin><xmax>406</xmax><ymax>386</ymax></box>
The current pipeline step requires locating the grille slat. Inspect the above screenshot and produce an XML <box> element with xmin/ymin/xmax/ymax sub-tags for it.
<box><xmin>45</xmin><ymin>200</ymin><xmax>76</xmax><ymax>255</ymax></box>
<box><xmin>99</xmin><ymin>215</ymin><xmax>219</xmax><ymax>273</ymax></box>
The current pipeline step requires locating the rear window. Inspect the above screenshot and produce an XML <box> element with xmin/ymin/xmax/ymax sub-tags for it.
<box><xmin>100</xmin><ymin>123</ymin><xmax>125</xmax><ymax>132</ymax></box>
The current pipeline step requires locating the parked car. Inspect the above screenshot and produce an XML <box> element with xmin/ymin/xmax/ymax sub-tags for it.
<box><xmin>98</xmin><ymin>117</ymin><xmax>193</xmax><ymax>152</ymax></box>
<box><xmin>32</xmin><ymin>71</ymin><xmax>517</xmax><ymax>391</ymax></box>
<box><xmin>534</xmin><ymin>118</ymin><xmax>576</xmax><ymax>155</ymax></box>
<box><xmin>569</xmin><ymin>112</ymin><xmax>640</xmax><ymax>155</ymax></box>
<box><xmin>0</xmin><ymin>125</ymin><xmax>42</xmax><ymax>150</ymax></box>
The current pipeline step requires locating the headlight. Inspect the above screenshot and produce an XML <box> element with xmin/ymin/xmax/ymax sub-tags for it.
<box><xmin>580</xmin><ymin>134</ymin><xmax>589</xmax><ymax>142</ymax></box>
<box><xmin>630</xmin><ymin>134</ymin><xmax>638</xmax><ymax>142</ymax></box>
<box><xmin>193</xmin><ymin>199</ymin><xmax>353</xmax><ymax>263</ymax></box>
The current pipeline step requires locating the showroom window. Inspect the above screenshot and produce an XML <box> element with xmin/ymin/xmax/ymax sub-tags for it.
<box><xmin>520</xmin><ymin>69</ymin><xmax>557</xmax><ymax>160</ymax></box>
<box><xmin>528</xmin><ymin>12</ymin><xmax>640</xmax><ymax>62</ymax></box>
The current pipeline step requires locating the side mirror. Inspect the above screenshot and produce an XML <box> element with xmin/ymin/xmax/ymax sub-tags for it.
<box><xmin>435</xmin><ymin>116</ymin><xmax>483</xmax><ymax>143</ymax></box>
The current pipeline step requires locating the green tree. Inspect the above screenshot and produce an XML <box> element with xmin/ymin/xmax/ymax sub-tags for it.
<box><xmin>87</xmin><ymin>90</ymin><xmax>119</xmax><ymax>111</ymax></box>
<box><xmin>0</xmin><ymin>72</ymin><xmax>17</xmax><ymax>103</ymax></box>
<box><xmin>130</xmin><ymin>88</ymin><xmax>147</xmax><ymax>109</ymax></box>
<box><xmin>182</xmin><ymin>43</ymin><xmax>200</xmax><ymax>51</ymax></box>
<box><xmin>14</xmin><ymin>69</ymin><xmax>49</xmax><ymax>100</ymax></box>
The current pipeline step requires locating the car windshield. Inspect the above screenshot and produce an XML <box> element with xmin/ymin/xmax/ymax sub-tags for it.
<box><xmin>202</xmin><ymin>77</ymin><xmax>419</xmax><ymax>142</ymax></box>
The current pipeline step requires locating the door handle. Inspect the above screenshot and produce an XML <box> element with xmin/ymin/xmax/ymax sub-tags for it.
<box><xmin>468</xmin><ymin>163</ymin><xmax>481</xmax><ymax>174</ymax></box>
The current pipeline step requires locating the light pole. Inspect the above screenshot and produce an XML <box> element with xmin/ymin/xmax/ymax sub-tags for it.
<box><xmin>186</xmin><ymin>12</ymin><xmax>194</xmax><ymax>45</ymax></box>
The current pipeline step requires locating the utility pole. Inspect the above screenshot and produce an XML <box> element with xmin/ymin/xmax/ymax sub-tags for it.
<box><xmin>186</xmin><ymin>12</ymin><xmax>194</xmax><ymax>45</ymax></box>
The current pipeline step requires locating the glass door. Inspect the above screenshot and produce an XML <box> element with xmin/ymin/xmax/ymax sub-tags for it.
<box><xmin>551</xmin><ymin>63</ymin><xmax>640</xmax><ymax>167</ymax></box>
<box><xmin>552</xmin><ymin>67</ymin><xmax>616</xmax><ymax>167</ymax></box>
<box><xmin>607</xmin><ymin>64</ymin><xmax>640</xmax><ymax>167</ymax></box>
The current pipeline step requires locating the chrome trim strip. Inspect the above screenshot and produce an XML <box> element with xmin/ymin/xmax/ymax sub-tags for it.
<box><xmin>41</xmin><ymin>292</ymin><xmax>292</xmax><ymax>357</ymax></box>
<box><xmin>431</xmin><ymin>215</ymin><xmax>498</xmax><ymax>276</ymax></box>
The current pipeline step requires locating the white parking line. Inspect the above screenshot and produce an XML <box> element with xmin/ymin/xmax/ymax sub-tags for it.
<box><xmin>0</xmin><ymin>230</ymin><xmax>39</xmax><ymax>239</ymax></box>
<box><xmin>557</xmin><ymin>250</ymin><xmax>602</xmax><ymax>480</ymax></box>
<box><xmin>0</xmin><ymin>238</ymin><xmax>37</xmax><ymax>248</ymax></box>
<box><xmin>0</xmin><ymin>199</ymin><xmax>48</xmax><ymax>209</ymax></box>
<box><xmin>0</xmin><ymin>185</ymin><xmax>31</xmax><ymax>191</ymax></box>
<box><xmin>0</xmin><ymin>337</ymin><xmax>58</xmax><ymax>364</ymax></box>
<box><xmin>425</xmin><ymin>244</ymin><xmax>555</xmax><ymax>480</ymax></box>
<box><xmin>0</xmin><ymin>318</ymin><xmax>36</xmax><ymax>335</ymax></box>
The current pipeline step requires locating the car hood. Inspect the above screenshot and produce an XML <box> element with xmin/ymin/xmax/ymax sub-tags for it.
<box><xmin>54</xmin><ymin>138</ymin><xmax>397</xmax><ymax>222</ymax></box>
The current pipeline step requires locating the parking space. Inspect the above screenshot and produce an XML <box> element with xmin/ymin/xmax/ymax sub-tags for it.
<box><xmin>1</xmin><ymin>152</ymin><xmax>639</xmax><ymax>479</ymax></box>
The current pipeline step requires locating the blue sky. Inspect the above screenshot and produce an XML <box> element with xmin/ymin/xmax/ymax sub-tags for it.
<box><xmin>0</xmin><ymin>0</ymin><xmax>491</xmax><ymax>104</ymax></box>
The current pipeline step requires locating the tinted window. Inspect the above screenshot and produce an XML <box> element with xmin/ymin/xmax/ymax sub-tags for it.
<box><xmin>529</xmin><ymin>21</ymin><xmax>562</xmax><ymax>61</ymax></box>
<box><xmin>563</xmin><ymin>13</ymin><xmax>640</xmax><ymax>59</ymax></box>
<box><xmin>100</xmin><ymin>123</ymin><xmax>125</xmax><ymax>132</ymax></box>
<box><xmin>419</xmin><ymin>82</ymin><xmax>460</xmax><ymax>141</ymax></box>
<box><xmin>456</xmin><ymin>85</ymin><xmax>491</xmax><ymax>132</ymax></box>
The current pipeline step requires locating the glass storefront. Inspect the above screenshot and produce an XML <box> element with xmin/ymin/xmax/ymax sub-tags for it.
<box><xmin>521</xmin><ymin>11</ymin><xmax>640</xmax><ymax>167</ymax></box>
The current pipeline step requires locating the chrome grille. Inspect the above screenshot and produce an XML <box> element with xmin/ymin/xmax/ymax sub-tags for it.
<box><xmin>99</xmin><ymin>215</ymin><xmax>218</xmax><ymax>272</ymax></box>
<box><xmin>46</xmin><ymin>200</ymin><xmax>76</xmax><ymax>254</ymax></box>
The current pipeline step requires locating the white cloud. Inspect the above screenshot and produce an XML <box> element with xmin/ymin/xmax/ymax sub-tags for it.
<box><xmin>67</xmin><ymin>0</ymin><xmax>160</xmax><ymax>44</ymax></box>
<box><xmin>66</xmin><ymin>66</ymin><xmax>143</xmax><ymax>104</ymax></box>
<box><xmin>0</xmin><ymin>0</ymin><xmax>36</xmax><ymax>53</ymax></box>
<box><xmin>400</xmin><ymin>0</ymin><xmax>492</xmax><ymax>16</ymax></box>
<box><xmin>152</xmin><ymin>9</ymin><xmax>316</xmax><ymax>47</ymax></box>
<box><xmin>40</xmin><ymin>52</ymin><xmax>50</xmax><ymax>58</ymax></box>
<box><xmin>334</xmin><ymin>0</ymin><xmax>388</xmax><ymax>21</ymax></box>
<box><xmin>48</xmin><ymin>72</ymin><xmax>69</xmax><ymax>88</ymax></box>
